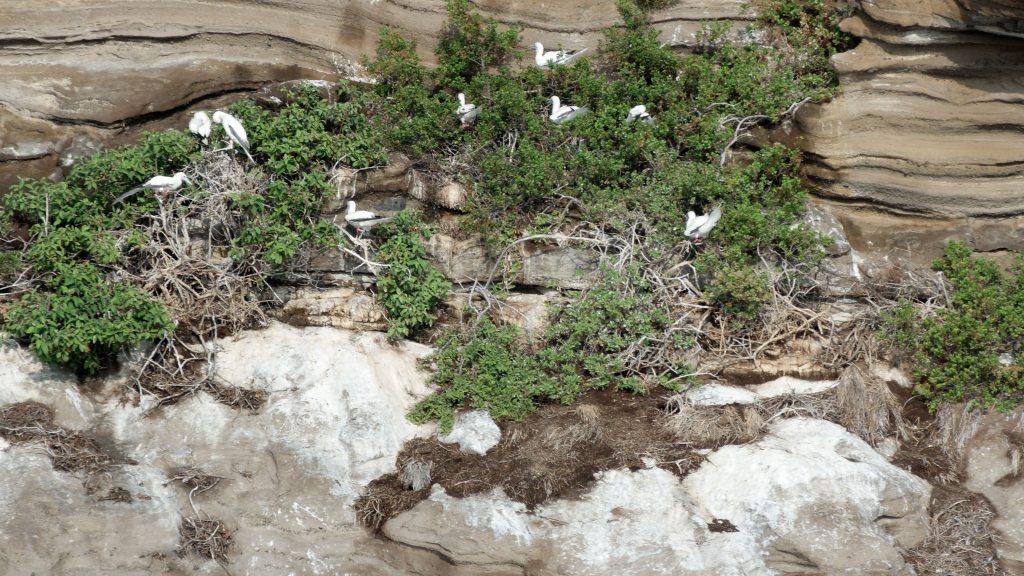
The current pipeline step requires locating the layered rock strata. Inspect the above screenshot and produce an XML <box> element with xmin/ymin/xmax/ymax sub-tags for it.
<box><xmin>791</xmin><ymin>2</ymin><xmax>1024</xmax><ymax>263</ymax></box>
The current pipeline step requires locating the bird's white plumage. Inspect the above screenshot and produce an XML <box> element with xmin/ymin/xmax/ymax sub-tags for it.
<box><xmin>456</xmin><ymin>93</ymin><xmax>481</xmax><ymax>126</ymax></box>
<box><xmin>533</xmin><ymin>42</ymin><xmax>587</xmax><ymax>68</ymax></box>
<box><xmin>212</xmin><ymin>111</ymin><xmax>254</xmax><ymax>162</ymax></box>
<box><xmin>625</xmin><ymin>104</ymin><xmax>653</xmax><ymax>124</ymax></box>
<box><xmin>188</xmin><ymin>111</ymin><xmax>212</xmax><ymax>142</ymax></box>
<box><xmin>684</xmin><ymin>206</ymin><xmax>722</xmax><ymax>243</ymax></box>
<box><xmin>345</xmin><ymin>200</ymin><xmax>377</xmax><ymax>222</ymax></box>
<box><xmin>548</xmin><ymin>95</ymin><xmax>588</xmax><ymax>125</ymax></box>
<box><xmin>114</xmin><ymin>172</ymin><xmax>190</xmax><ymax>204</ymax></box>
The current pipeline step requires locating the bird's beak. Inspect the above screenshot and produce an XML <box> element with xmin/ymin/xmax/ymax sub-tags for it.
<box><xmin>182</xmin><ymin>176</ymin><xmax>192</xmax><ymax>185</ymax></box>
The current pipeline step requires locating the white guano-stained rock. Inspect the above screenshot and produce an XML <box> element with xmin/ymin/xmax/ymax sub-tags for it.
<box><xmin>386</xmin><ymin>417</ymin><xmax>931</xmax><ymax>575</ymax></box>
<box><xmin>0</xmin><ymin>322</ymin><xmax>456</xmax><ymax>575</ymax></box>
<box><xmin>439</xmin><ymin>410</ymin><xmax>502</xmax><ymax>456</ymax></box>
<box><xmin>684</xmin><ymin>418</ymin><xmax>930</xmax><ymax>575</ymax></box>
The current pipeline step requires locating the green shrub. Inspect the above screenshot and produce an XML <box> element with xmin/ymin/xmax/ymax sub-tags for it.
<box><xmin>408</xmin><ymin>318</ymin><xmax>550</xmax><ymax>431</ymax></box>
<box><xmin>434</xmin><ymin>0</ymin><xmax>522</xmax><ymax>90</ymax></box>
<box><xmin>375</xmin><ymin>211</ymin><xmax>452</xmax><ymax>339</ymax></box>
<box><xmin>4</xmin><ymin>261</ymin><xmax>172</xmax><ymax>374</ymax></box>
<box><xmin>229</xmin><ymin>83</ymin><xmax>386</xmax><ymax>174</ymax></box>
<box><xmin>411</xmin><ymin>267</ymin><xmax>691</xmax><ymax>427</ymax></box>
<box><xmin>702</xmin><ymin>261</ymin><xmax>773</xmax><ymax>324</ymax></box>
<box><xmin>880</xmin><ymin>241</ymin><xmax>1024</xmax><ymax>411</ymax></box>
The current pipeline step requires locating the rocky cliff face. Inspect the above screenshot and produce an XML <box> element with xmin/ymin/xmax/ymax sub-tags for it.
<box><xmin>0</xmin><ymin>0</ymin><xmax>746</xmax><ymax>191</ymax></box>
<box><xmin>789</xmin><ymin>1</ymin><xmax>1024</xmax><ymax>263</ymax></box>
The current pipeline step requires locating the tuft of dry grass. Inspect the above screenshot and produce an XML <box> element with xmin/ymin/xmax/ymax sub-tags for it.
<box><xmin>0</xmin><ymin>401</ymin><xmax>110</xmax><ymax>474</ymax></box>
<box><xmin>177</xmin><ymin>517</ymin><xmax>233</xmax><ymax>564</ymax></box>
<box><xmin>664</xmin><ymin>400</ymin><xmax>762</xmax><ymax>448</ymax></box>
<box><xmin>904</xmin><ymin>487</ymin><xmax>1005</xmax><ymax>576</ymax></box>
<box><xmin>665</xmin><ymin>365</ymin><xmax>906</xmax><ymax>450</ymax></box>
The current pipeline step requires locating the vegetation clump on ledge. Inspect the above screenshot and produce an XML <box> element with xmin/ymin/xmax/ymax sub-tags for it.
<box><xmin>5</xmin><ymin>0</ymin><xmax>1014</xmax><ymax>424</ymax></box>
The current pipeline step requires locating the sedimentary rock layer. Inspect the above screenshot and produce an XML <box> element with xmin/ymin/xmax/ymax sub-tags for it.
<box><xmin>792</xmin><ymin>2</ymin><xmax>1024</xmax><ymax>261</ymax></box>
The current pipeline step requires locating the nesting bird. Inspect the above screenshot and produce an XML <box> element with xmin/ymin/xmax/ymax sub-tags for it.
<box><xmin>625</xmin><ymin>104</ymin><xmax>654</xmax><ymax>125</ymax></box>
<box><xmin>113</xmin><ymin>172</ymin><xmax>190</xmax><ymax>205</ymax></box>
<box><xmin>548</xmin><ymin>96</ymin><xmax>588</xmax><ymax>125</ymax></box>
<box><xmin>188</xmin><ymin>111</ymin><xmax>212</xmax><ymax>144</ymax></box>
<box><xmin>211</xmin><ymin>111</ymin><xmax>254</xmax><ymax>163</ymax></box>
<box><xmin>685</xmin><ymin>205</ymin><xmax>722</xmax><ymax>244</ymax></box>
<box><xmin>456</xmin><ymin>93</ymin><xmax>481</xmax><ymax>127</ymax></box>
<box><xmin>344</xmin><ymin>200</ymin><xmax>378</xmax><ymax>234</ymax></box>
<box><xmin>532</xmin><ymin>42</ymin><xmax>588</xmax><ymax>69</ymax></box>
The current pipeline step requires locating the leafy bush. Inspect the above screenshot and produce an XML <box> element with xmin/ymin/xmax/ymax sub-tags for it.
<box><xmin>375</xmin><ymin>211</ymin><xmax>452</xmax><ymax>339</ymax></box>
<box><xmin>411</xmin><ymin>267</ymin><xmax>690</xmax><ymax>427</ymax></box>
<box><xmin>4</xmin><ymin>261</ymin><xmax>172</xmax><ymax>374</ymax></box>
<box><xmin>880</xmin><ymin>241</ymin><xmax>1024</xmax><ymax>411</ymax></box>
<box><xmin>408</xmin><ymin>318</ymin><xmax>550</xmax><ymax>431</ymax></box>
<box><xmin>229</xmin><ymin>84</ymin><xmax>386</xmax><ymax>174</ymax></box>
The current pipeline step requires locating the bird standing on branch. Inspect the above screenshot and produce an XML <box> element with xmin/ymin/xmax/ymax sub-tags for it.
<box><xmin>625</xmin><ymin>104</ymin><xmax>654</xmax><ymax>125</ymax></box>
<box><xmin>113</xmin><ymin>172</ymin><xmax>190</xmax><ymax>205</ymax></box>
<box><xmin>456</xmin><ymin>93</ymin><xmax>481</xmax><ymax>127</ymax></box>
<box><xmin>212</xmin><ymin>111</ymin><xmax>254</xmax><ymax>163</ymax></box>
<box><xmin>548</xmin><ymin>96</ymin><xmax>588</xmax><ymax>125</ymax></box>
<box><xmin>188</xmin><ymin>111</ymin><xmax>212</xmax><ymax>144</ymax></box>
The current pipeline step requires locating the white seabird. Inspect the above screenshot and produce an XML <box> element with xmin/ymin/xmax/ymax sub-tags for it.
<box><xmin>188</xmin><ymin>111</ymin><xmax>212</xmax><ymax>144</ymax></box>
<box><xmin>625</xmin><ymin>104</ymin><xmax>654</xmax><ymax>125</ymax></box>
<box><xmin>114</xmin><ymin>172</ymin><xmax>190</xmax><ymax>205</ymax></box>
<box><xmin>685</xmin><ymin>205</ymin><xmax>722</xmax><ymax>244</ymax></box>
<box><xmin>533</xmin><ymin>42</ymin><xmax>588</xmax><ymax>69</ymax></box>
<box><xmin>548</xmin><ymin>96</ymin><xmax>588</xmax><ymax>125</ymax></box>
<box><xmin>344</xmin><ymin>200</ymin><xmax>381</xmax><ymax>236</ymax></box>
<box><xmin>456</xmin><ymin>93</ymin><xmax>481</xmax><ymax>127</ymax></box>
<box><xmin>212</xmin><ymin>111</ymin><xmax>254</xmax><ymax>163</ymax></box>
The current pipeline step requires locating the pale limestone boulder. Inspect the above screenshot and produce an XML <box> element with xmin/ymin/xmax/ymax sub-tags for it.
<box><xmin>963</xmin><ymin>408</ymin><xmax>1024</xmax><ymax>573</ymax></box>
<box><xmin>439</xmin><ymin>411</ymin><xmax>501</xmax><ymax>456</ymax></box>
<box><xmin>386</xmin><ymin>417</ymin><xmax>931</xmax><ymax>575</ymax></box>
<box><xmin>684</xmin><ymin>418</ymin><xmax>930</xmax><ymax>575</ymax></box>
<box><xmin>0</xmin><ymin>323</ymin><xmax>457</xmax><ymax>575</ymax></box>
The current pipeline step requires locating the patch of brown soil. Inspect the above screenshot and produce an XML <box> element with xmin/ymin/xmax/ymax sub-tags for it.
<box><xmin>355</xmin><ymin>389</ymin><xmax>699</xmax><ymax>530</ymax></box>
<box><xmin>887</xmin><ymin>384</ymin><xmax>958</xmax><ymax>484</ymax></box>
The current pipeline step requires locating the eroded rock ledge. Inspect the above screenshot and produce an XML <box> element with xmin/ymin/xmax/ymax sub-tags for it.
<box><xmin>788</xmin><ymin>1</ymin><xmax>1024</xmax><ymax>263</ymax></box>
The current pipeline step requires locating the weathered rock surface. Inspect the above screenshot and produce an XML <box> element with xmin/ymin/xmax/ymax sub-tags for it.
<box><xmin>426</xmin><ymin>233</ymin><xmax>600</xmax><ymax>289</ymax></box>
<box><xmin>789</xmin><ymin>2</ymin><xmax>1024</xmax><ymax>263</ymax></box>
<box><xmin>963</xmin><ymin>407</ymin><xmax>1024</xmax><ymax>573</ymax></box>
<box><xmin>0</xmin><ymin>323</ymin><xmax>463</xmax><ymax>575</ymax></box>
<box><xmin>385</xmin><ymin>417</ymin><xmax>931</xmax><ymax>575</ymax></box>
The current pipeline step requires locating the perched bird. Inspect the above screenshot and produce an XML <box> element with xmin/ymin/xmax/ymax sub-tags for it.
<box><xmin>211</xmin><ymin>111</ymin><xmax>254</xmax><ymax>163</ymax></box>
<box><xmin>188</xmin><ymin>111</ymin><xmax>212</xmax><ymax>144</ymax></box>
<box><xmin>685</xmin><ymin>205</ymin><xmax>722</xmax><ymax>244</ymax></box>
<box><xmin>113</xmin><ymin>172</ymin><xmax>190</xmax><ymax>205</ymax></box>
<box><xmin>345</xmin><ymin>200</ymin><xmax>377</xmax><ymax>222</ymax></box>
<box><xmin>456</xmin><ymin>93</ymin><xmax>481</xmax><ymax>127</ymax></box>
<box><xmin>533</xmin><ymin>42</ymin><xmax>588</xmax><ymax>69</ymax></box>
<box><xmin>548</xmin><ymin>96</ymin><xmax>588</xmax><ymax>125</ymax></box>
<box><xmin>625</xmin><ymin>104</ymin><xmax>654</xmax><ymax>125</ymax></box>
